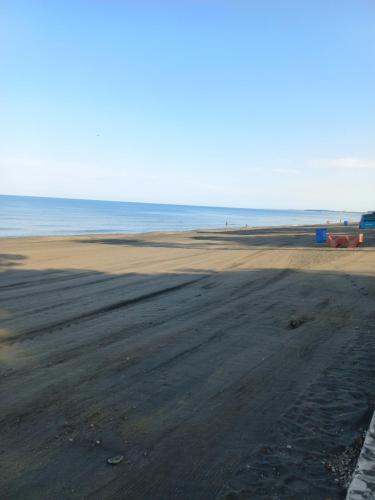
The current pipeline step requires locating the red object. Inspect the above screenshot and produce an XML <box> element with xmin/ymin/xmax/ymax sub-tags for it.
<box><xmin>327</xmin><ymin>234</ymin><xmax>364</xmax><ymax>248</ymax></box>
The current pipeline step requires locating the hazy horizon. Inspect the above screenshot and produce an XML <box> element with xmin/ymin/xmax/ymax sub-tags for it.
<box><xmin>0</xmin><ymin>192</ymin><xmax>364</xmax><ymax>214</ymax></box>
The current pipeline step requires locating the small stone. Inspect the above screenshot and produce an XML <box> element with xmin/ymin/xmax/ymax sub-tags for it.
<box><xmin>286</xmin><ymin>444</ymin><xmax>292</xmax><ymax>449</ymax></box>
<box><xmin>95</xmin><ymin>440</ymin><xmax>101</xmax><ymax>445</ymax></box>
<box><xmin>107</xmin><ymin>455</ymin><xmax>124</xmax><ymax>465</ymax></box>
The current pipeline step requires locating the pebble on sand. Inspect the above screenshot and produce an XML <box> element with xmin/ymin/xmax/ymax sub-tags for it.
<box><xmin>107</xmin><ymin>455</ymin><xmax>124</xmax><ymax>465</ymax></box>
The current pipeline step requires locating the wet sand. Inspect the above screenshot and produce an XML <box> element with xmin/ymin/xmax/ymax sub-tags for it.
<box><xmin>0</xmin><ymin>225</ymin><xmax>374</xmax><ymax>499</ymax></box>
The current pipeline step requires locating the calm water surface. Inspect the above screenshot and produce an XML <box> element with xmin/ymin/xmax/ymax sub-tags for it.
<box><xmin>0</xmin><ymin>195</ymin><xmax>361</xmax><ymax>237</ymax></box>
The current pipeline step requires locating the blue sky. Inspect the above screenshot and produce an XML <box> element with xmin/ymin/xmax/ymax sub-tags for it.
<box><xmin>1</xmin><ymin>1</ymin><xmax>374</xmax><ymax>211</ymax></box>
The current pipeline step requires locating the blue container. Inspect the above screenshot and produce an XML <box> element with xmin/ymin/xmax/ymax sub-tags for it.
<box><xmin>315</xmin><ymin>228</ymin><xmax>327</xmax><ymax>243</ymax></box>
<box><xmin>344</xmin><ymin>220</ymin><xmax>348</xmax><ymax>226</ymax></box>
<box><xmin>359</xmin><ymin>213</ymin><xmax>375</xmax><ymax>229</ymax></box>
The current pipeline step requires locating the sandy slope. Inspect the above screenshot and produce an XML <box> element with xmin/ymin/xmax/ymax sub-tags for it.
<box><xmin>0</xmin><ymin>225</ymin><xmax>374</xmax><ymax>499</ymax></box>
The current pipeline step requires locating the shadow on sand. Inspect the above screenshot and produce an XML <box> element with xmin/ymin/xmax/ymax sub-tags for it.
<box><xmin>74</xmin><ymin>226</ymin><xmax>375</xmax><ymax>251</ymax></box>
<box><xmin>0</xmin><ymin>254</ymin><xmax>375</xmax><ymax>499</ymax></box>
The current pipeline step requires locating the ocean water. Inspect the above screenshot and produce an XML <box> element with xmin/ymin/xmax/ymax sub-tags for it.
<box><xmin>0</xmin><ymin>195</ymin><xmax>361</xmax><ymax>237</ymax></box>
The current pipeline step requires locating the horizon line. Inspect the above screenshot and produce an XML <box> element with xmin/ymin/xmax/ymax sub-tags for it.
<box><xmin>0</xmin><ymin>193</ymin><xmax>363</xmax><ymax>214</ymax></box>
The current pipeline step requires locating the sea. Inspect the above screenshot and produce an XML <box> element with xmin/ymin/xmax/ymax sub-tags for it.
<box><xmin>0</xmin><ymin>195</ymin><xmax>361</xmax><ymax>238</ymax></box>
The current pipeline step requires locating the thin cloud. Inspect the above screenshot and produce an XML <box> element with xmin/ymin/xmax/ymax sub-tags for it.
<box><xmin>309</xmin><ymin>157</ymin><xmax>375</xmax><ymax>170</ymax></box>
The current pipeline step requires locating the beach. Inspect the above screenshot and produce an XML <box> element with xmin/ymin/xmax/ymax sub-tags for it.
<box><xmin>1</xmin><ymin>224</ymin><xmax>374</xmax><ymax>499</ymax></box>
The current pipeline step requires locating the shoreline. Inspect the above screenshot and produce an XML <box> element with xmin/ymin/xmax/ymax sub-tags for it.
<box><xmin>0</xmin><ymin>220</ymin><xmax>360</xmax><ymax>241</ymax></box>
<box><xmin>1</xmin><ymin>224</ymin><xmax>374</xmax><ymax>498</ymax></box>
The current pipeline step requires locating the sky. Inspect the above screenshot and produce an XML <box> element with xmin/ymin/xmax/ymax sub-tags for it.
<box><xmin>1</xmin><ymin>1</ymin><xmax>374</xmax><ymax>211</ymax></box>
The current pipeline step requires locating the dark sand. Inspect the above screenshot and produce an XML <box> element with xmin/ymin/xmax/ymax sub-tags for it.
<box><xmin>0</xmin><ymin>225</ymin><xmax>374</xmax><ymax>499</ymax></box>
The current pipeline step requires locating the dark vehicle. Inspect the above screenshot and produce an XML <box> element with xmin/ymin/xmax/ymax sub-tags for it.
<box><xmin>359</xmin><ymin>212</ymin><xmax>375</xmax><ymax>229</ymax></box>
